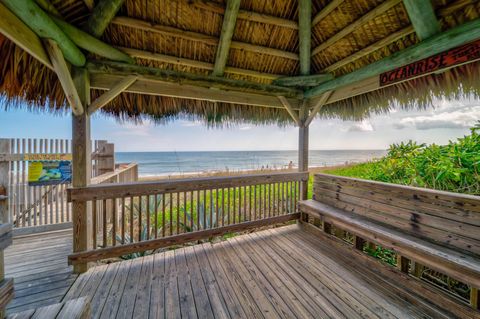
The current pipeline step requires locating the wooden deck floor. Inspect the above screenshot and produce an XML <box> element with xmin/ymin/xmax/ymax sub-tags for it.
<box><xmin>63</xmin><ymin>225</ymin><xmax>461</xmax><ymax>319</ymax></box>
<box><xmin>5</xmin><ymin>229</ymin><xmax>76</xmax><ymax>315</ymax></box>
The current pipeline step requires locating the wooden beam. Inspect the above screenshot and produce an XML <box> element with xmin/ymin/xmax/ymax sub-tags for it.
<box><xmin>88</xmin><ymin>75</ymin><xmax>137</xmax><ymax>114</ymax></box>
<box><xmin>68</xmin><ymin>213</ymin><xmax>300</xmax><ymax>264</ymax></box>
<box><xmin>0</xmin><ymin>3</ymin><xmax>52</xmax><ymax>69</ymax></box>
<box><xmin>323</xmin><ymin>26</ymin><xmax>415</xmax><ymax>72</ymax></box>
<box><xmin>87</xmin><ymin>60</ymin><xmax>302</xmax><ymax>97</ymax></box>
<box><xmin>49</xmin><ymin>16</ymin><xmax>134</xmax><ymax>64</ymax></box>
<box><xmin>305</xmin><ymin>18</ymin><xmax>480</xmax><ymax>99</ymax></box>
<box><xmin>119</xmin><ymin>47</ymin><xmax>281</xmax><ymax>80</ymax></box>
<box><xmin>111</xmin><ymin>17</ymin><xmax>299</xmax><ymax>60</ymax></box>
<box><xmin>273</xmin><ymin>73</ymin><xmax>334</xmax><ymax>87</ymax></box>
<box><xmin>190</xmin><ymin>0</ymin><xmax>298</xmax><ymax>29</ymax></box>
<box><xmin>311</xmin><ymin>0</ymin><xmax>402</xmax><ymax>57</ymax></box>
<box><xmin>2</xmin><ymin>0</ymin><xmax>85</xmax><ymax>66</ymax></box>
<box><xmin>71</xmin><ymin>67</ymin><xmax>92</xmax><ymax>273</ymax></box>
<box><xmin>403</xmin><ymin>0</ymin><xmax>440</xmax><ymax>40</ymax></box>
<box><xmin>304</xmin><ymin>91</ymin><xmax>333</xmax><ymax>126</ymax></box>
<box><xmin>84</xmin><ymin>0</ymin><xmax>125</xmax><ymax>38</ymax></box>
<box><xmin>298</xmin><ymin>0</ymin><xmax>312</xmax><ymax>75</ymax></box>
<box><xmin>44</xmin><ymin>39</ymin><xmax>84</xmax><ymax>115</ymax></box>
<box><xmin>90</xmin><ymin>73</ymin><xmax>302</xmax><ymax>109</ymax></box>
<box><xmin>312</xmin><ymin>0</ymin><xmax>344</xmax><ymax>26</ymax></box>
<box><xmin>278</xmin><ymin>96</ymin><xmax>300</xmax><ymax>125</ymax></box>
<box><xmin>212</xmin><ymin>0</ymin><xmax>240</xmax><ymax>76</ymax></box>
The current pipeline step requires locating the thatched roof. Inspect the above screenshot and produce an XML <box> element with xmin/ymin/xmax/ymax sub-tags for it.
<box><xmin>1</xmin><ymin>0</ymin><xmax>480</xmax><ymax>126</ymax></box>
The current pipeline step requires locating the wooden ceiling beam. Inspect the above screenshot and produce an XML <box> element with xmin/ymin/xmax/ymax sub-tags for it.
<box><xmin>311</xmin><ymin>0</ymin><xmax>402</xmax><ymax>57</ymax></box>
<box><xmin>86</xmin><ymin>60</ymin><xmax>303</xmax><ymax>98</ymax></box>
<box><xmin>111</xmin><ymin>17</ymin><xmax>299</xmax><ymax>61</ymax></box>
<box><xmin>312</xmin><ymin>0</ymin><xmax>344</xmax><ymax>26</ymax></box>
<box><xmin>90</xmin><ymin>73</ymin><xmax>302</xmax><ymax>110</ymax></box>
<box><xmin>88</xmin><ymin>75</ymin><xmax>137</xmax><ymax>114</ymax></box>
<box><xmin>2</xmin><ymin>0</ymin><xmax>85</xmax><ymax>66</ymax></box>
<box><xmin>190</xmin><ymin>0</ymin><xmax>298</xmax><ymax>29</ymax></box>
<box><xmin>44</xmin><ymin>39</ymin><xmax>84</xmax><ymax>115</ymax></box>
<box><xmin>305</xmin><ymin>18</ymin><xmax>480</xmax><ymax>99</ymax></box>
<box><xmin>119</xmin><ymin>47</ymin><xmax>281</xmax><ymax>80</ymax></box>
<box><xmin>273</xmin><ymin>73</ymin><xmax>333</xmax><ymax>87</ymax></box>
<box><xmin>0</xmin><ymin>3</ymin><xmax>53</xmax><ymax>69</ymax></box>
<box><xmin>402</xmin><ymin>0</ymin><xmax>441</xmax><ymax>40</ymax></box>
<box><xmin>298</xmin><ymin>0</ymin><xmax>312</xmax><ymax>75</ymax></box>
<box><xmin>212</xmin><ymin>0</ymin><xmax>240</xmax><ymax>76</ymax></box>
<box><xmin>84</xmin><ymin>0</ymin><xmax>126</xmax><ymax>38</ymax></box>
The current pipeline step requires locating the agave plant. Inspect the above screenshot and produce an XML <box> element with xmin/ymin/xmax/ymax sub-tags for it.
<box><xmin>180</xmin><ymin>202</ymin><xmax>228</xmax><ymax>232</ymax></box>
<box><xmin>115</xmin><ymin>225</ymin><xmax>152</xmax><ymax>260</ymax></box>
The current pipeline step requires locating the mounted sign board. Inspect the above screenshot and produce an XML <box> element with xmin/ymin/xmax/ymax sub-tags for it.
<box><xmin>380</xmin><ymin>39</ymin><xmax>480</xmax><ymax>87</ymax></box>
<box><xmin>0</xmin><ymin>153</ymin><xmax>72</xmax><ymax>162</ymax></box>
<box><xmin>28</xmin><ymin>161</ymin><xmax>72</xmax><ymax>186</ymax></box>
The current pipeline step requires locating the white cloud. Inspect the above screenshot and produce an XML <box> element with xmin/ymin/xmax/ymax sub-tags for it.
<box><xmin>348</xmin><ymin>120</ymin><xmax>374</xmax><ymax>132</ymax></box>
<box><xmin>394</xmin><ymin>104</ymin><xmax>480</xmax><ymax>130</ymax></box>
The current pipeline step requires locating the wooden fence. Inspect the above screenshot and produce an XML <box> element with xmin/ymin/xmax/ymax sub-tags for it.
<box><xmin>0</xmin><ymin>138</ymin><xmax>119</xmax><ymax>231</ymax></box>
<box><xmin>67</xmin><ymin>171</ymin><xmax>309</xmax><ymax>264</ymax></box>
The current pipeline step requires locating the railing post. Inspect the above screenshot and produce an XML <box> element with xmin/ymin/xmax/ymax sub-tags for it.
<box><xmin>396</xmin><ymin>255</ymin><xmax>409</xmax><ymax>273</ymax></box>
<box><xmin>471</xmin><ymin>287</ymin><xmax>479</xmax><ymax>310</ymax></box>
<box><xmin>0</xmin><ymin>139</ymin><xmax>10</xmax><ymax>224</ymax></box>
<box><xmin>72</xmin><ymin>67</ymin><xmax>92</xmax><ymax>273</ymax></box>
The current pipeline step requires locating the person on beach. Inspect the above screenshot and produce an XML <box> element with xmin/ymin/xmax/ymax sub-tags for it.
<box><xmin>288</xmin><ymin>161</ymin><xmax>293</xmax><ymax>169</ymax></box>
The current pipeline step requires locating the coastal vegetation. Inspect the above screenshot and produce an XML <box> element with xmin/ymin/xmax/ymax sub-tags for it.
<box><xmin>321</xmin><ymin>122</ymin><xmax>480</xmax><ymax>195</ymax></box>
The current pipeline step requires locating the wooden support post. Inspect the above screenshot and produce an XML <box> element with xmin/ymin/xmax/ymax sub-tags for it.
<box><xmin>0</xmin><ymin>139</ymin><xmax>10</xmax><ymax>224</ymax></box>
<box><xmin>471</xmin><ymin>287</ymin><xmax>479</xmax><ymax>310</ymax></box>
<box><xmin>397</xmin><ymin>255</ymin><xmax>409</xmax><ymax>273</ymax></box>
<box><xmin>354</xmin><ymin>235</ymin><xmax>365</xmax><ymax>250</ymax></box>
<box><xmin>71</xmin><ymin>67</ymin><xmax>92</xmax><ymax>273</ymax></box>
<box><xmin>298</xmin><ymin>103</ymin><xmax>309</xmax><ymax>199</ymax></box>
<box><xmin>412</xmin><ymin>261</ymin><xmax>424</xmax><ymax>277</ymax></box>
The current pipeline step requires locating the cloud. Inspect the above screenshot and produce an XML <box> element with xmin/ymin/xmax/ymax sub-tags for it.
<box><xmin>394</xmin><ymin>104</ymin><xmax>480</xmax><ymax>130</ymax></box>
<box><xmin>348</xmin><ymin>120</ymin><xmax>374</xmax><ymax>132</ymax></box>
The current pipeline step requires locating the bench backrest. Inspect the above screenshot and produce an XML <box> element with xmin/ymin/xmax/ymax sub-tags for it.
<box><xmin>313</xmin><ymin>174</ymin><xmax>480</xmax><ymax>256</ymax></box>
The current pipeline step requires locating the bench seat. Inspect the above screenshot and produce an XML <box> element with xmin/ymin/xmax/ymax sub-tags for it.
<box><xmin>299</xmin><ymin>199</ymin><xmax>480</xmax><ymax>288</ymax></box>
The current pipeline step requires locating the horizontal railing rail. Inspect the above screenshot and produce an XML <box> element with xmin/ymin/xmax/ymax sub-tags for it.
<box><xmin>67</xmin><ymin>172</ymin><xmax>308</xmax><ymax>265</ymax></box>
<box><xmin>91</xmin><ymin>162</ymin><xmax>139</xmax><ymax>185</ymax></box>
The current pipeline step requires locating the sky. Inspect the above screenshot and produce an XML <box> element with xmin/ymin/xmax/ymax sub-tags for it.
<box><xmin>1</xmin><ymin>97</ymin><xmax>479</xmax><ymax>152</ymax></box>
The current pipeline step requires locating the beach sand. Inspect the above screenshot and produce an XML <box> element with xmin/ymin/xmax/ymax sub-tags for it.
<box><xmin>138</xmin><ymin>163</ymin><xmax>356</xmax><ymax>182</ymax></box>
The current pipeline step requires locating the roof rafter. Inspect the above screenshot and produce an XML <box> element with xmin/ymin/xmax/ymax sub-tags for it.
<box><xmin>298</xmin><ymin>0</ymin><xmax>312</xmax><ymax>75</ymax></box>
<box><xmin>0</xmin><ymin>2</ymin><xmax>53</xmax><ymax>69</ymax></box>
<box><xmin>312</xmin><ymin>0</ymin><xmax>344</xmax><ymax>26</ymax></box>
<box><xmin>111</xmin><ymin>17</ymin><xmax>299</xmax><ymax>61</ymax></box>
<box><xmin>120</xmin><ymin>47</ymin><xmax>281</xmax><ymax>80</ymax></box>
<box><xmin>90</xmin><ymin>73</ymin><xmax>302</xmax><ymax>110</ymax></box>
<box><xmin>311</xmin><ymin>0</ymin><xmax>402</xmax><ymax>57</ymax></box>
<box><xmin>85</xmin><ymin>0</ymin><xmax>126</xmax><ymax>38</ymax></box>
<box><xmin>212</xmin><ymin>0</ymin><xmax>240</xmax><ymax>76</ymax></box>
<box><xmin>273</xmin><ymin>73</ymin><xmax>333</xmax><ymax>87</ymax></box>
<box><xmin>305</xmin><ymin>17</ymin><xmax>480</xmax><ymax>99</ymax></box>
<box><xmin>402</xmin><ymin>0</ymin><xmax>440</xmax><ymax>40</ymax></box>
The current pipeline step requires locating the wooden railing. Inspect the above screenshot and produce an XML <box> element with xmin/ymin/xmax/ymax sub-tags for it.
<box><xmin>67</xmin><ymin>172</ymin><xmax>308</xmax><ymax>265</ymax></box>
<box><xmin>91</xmin><ymin>162</ymin><xmax>139</xmax><ymax>185</ymax></box>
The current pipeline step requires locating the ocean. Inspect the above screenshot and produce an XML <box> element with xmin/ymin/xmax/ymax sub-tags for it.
<box><xmin>115</xmin><ymin>150</ymin><xmax>387</xmax><ymax>177</ymax></box>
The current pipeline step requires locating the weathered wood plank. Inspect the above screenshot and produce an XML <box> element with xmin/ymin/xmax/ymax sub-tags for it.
<box><xmin>298</xmin><ymin>0</ymin><xmax>312</xmax><ymax>75</ymax></box>
<box><xmin>88</xmin><ymin>76</ymin><xmax>137</xmax><ymax>114</ymax></box>
<box><xmin>84</xmin><ymin>0</ymin><xmax>125</xmax><ymax>38</ymax></box>
<box><xmin>212</xmin><ymin>0</ymin><xmax>240</xmax><ymax>76</ymax></box>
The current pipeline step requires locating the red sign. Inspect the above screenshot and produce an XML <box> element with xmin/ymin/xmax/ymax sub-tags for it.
<box><xmin>379</xmin><ymin>39</ymin><xmax>480</xmax><ymax>87</ymax></box>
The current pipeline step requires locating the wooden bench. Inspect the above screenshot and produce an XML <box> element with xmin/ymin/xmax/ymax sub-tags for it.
<box><xmin>299</xmin><ymin>173</ymin><xmax>480</xmax><ymax>309</ymax></box>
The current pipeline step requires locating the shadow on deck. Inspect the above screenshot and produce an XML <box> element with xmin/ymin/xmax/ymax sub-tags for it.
<box><xmin>5</xmin><ymin>229</ymin><xmax>76</xmax><ymax>314</ymax></box>
<box><xmin>62</xmin><ymin>225</ymin><xmax>461</xmax><ymax>318</ymax></box>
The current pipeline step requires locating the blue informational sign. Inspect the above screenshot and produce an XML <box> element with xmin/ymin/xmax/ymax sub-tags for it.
<box><xmin>28</xmin><ymin>161</ymin><xmax>72</xmax><ymax>186</ymax></box>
